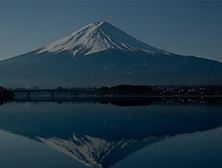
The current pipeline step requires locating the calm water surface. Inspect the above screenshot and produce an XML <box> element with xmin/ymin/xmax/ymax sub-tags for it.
<box><xmin>0</xmin><ymin>97</ymin><xmax>222</xmax><ymax>168</ymax></box>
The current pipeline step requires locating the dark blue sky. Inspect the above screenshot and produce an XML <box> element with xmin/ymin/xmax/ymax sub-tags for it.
<box><xmin>0</xmin><ymin>1</ymin><xmax>222</xmax><ymax>62</ymax></box>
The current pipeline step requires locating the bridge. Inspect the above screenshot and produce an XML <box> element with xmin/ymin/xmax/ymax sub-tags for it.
<box><xmin>12</xmin><ymin>89</ymin><xmax>94</xmax><ymax>98</ymax></box>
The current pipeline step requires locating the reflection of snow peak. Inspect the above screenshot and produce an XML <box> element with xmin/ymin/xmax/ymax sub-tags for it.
<box><xmin>37</xmin><ymin>133</ymin><xmax>166</xmax><ymax>168</ymax></box>
<box><xmin>37</xmin><ymin>21</ymin><xmax>168</xmax><ymax>57</ymax></box>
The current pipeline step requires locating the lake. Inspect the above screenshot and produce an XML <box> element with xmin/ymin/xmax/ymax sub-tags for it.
<box><xmin>0</xmin><ymin>97</ymin><xmax>222</xmax><ymax>168</ymax></box>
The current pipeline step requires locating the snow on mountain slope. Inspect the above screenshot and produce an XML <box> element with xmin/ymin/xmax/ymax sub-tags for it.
<box><xmin>37</xmin><ymin>21</ymin><xmax>168</xmax><ymax>57</ymax></box>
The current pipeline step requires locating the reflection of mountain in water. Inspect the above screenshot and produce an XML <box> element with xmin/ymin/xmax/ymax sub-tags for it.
<box><xmin>0</xmin><ymin>100</ymin><xmax>222</xmax><ymax>167</ymax></box>
<box><xmin>38</xmin><ymin>134</ymin><xmax>164</xmax><ymax>168</ymax></box>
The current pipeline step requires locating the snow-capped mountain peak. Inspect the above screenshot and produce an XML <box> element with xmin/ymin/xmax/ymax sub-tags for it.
<box><xmin>37</xmin><ymin>21</ymin><xmax>168</xmax><ymax>57</ymax></box>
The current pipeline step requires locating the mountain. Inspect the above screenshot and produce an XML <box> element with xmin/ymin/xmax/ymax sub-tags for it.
<box><xmin>0</xmin><ymin>21</ymin><xmax>222</xmax><ymax>87</ymax></box>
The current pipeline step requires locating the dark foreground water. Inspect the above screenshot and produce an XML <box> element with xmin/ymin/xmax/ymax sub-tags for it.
<box><xmin>0</xmin><ymin>97</ymin><xmax>222</xmax><ymax>168</ymax></box>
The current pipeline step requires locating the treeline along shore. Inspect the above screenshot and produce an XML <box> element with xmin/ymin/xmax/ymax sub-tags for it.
<box><xmin>9</xmin><ymin>84</ymin><xmax>222</xmax><ymax>96</ymax></box>
<box><xmin>0</xmin><ymin>86</ymin><xmax>14</xmax><ymax>98</ymax></box>
<box><xmin>1</xmin><ymin>85</ymin><xmax>222</xmax><ymax>106</ymax></box>
<box><xmin>0</xmin><ymin>86</ymin><xmax>15</xmax><ymax>105</ymax></box>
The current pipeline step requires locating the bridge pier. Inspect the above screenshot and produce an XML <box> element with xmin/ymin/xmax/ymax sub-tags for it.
<box><xmin>51</xmin><ymin>92</ymin><xmax>55</xmax><ymax>99</ymax></box>
<box><xmin>27</xmin><ymin>93</ymin><xmax>31</xmax><ymax>98</ymax></box>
